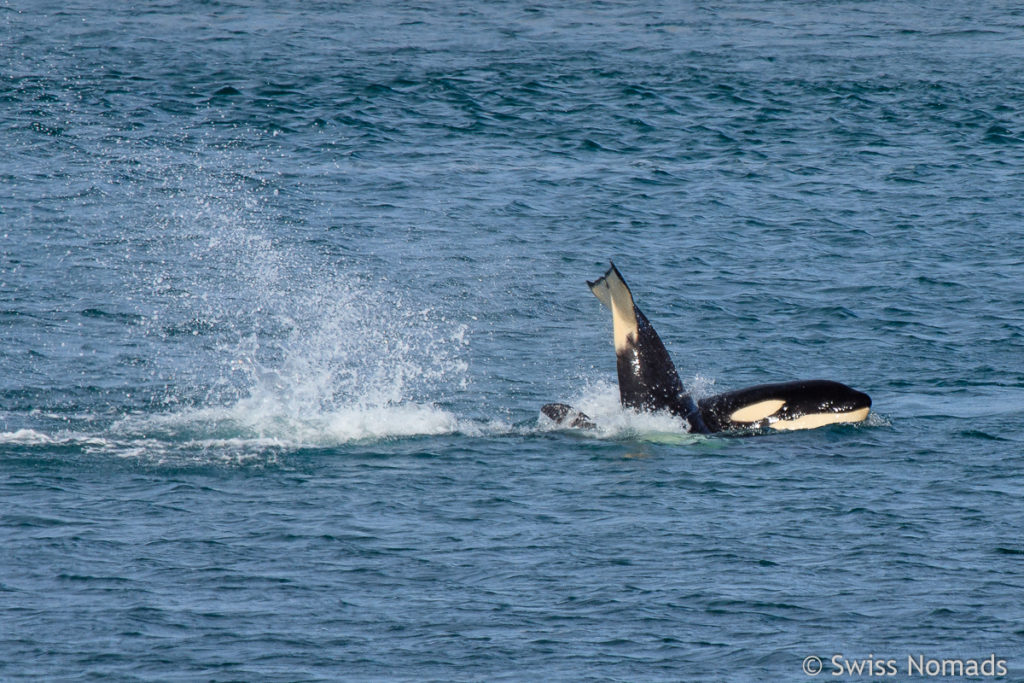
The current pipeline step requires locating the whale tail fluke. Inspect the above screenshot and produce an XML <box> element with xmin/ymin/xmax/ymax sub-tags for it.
<box><xmin>586</xmin><ymin>261</ymin><xmax>709</xmax><ymax>433</ymax></box>
<box><xmin>586</xmin><ymin>261</ymin><xmax>627</xmax><ymax>312</ymax></box>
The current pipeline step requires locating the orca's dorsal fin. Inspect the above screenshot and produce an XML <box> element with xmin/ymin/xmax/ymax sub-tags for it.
<box><xmin>587</xmin><ymin>262</ymin><xmax>709</xmax><ymax>433</ymax></box>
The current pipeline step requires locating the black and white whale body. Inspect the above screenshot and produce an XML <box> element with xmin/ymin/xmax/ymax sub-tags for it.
<box><xmin>542</xmin><ymin>262</ymin><xmax>871</xmax><ymax>434</ymax></box>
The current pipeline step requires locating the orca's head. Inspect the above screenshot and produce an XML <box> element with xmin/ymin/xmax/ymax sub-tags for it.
<box><xmin>786</xmin><ymin>381</ymin><xmax>871</xmax><ymax>416</ymax></box>
<box><xmin>756</xmin><ymin>381</ymin><xmax>871</xmax><ymax>432</ymax></box>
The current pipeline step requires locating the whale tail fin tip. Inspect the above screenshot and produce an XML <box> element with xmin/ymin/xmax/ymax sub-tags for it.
<box><xmin>587</xmin><ymin>261</ymin><xmax>632</xmax><ymax>312</ymax></box>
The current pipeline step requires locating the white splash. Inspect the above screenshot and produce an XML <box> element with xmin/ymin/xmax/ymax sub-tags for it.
<box><xmin>99</xmin><ymin>160</ymin><xmax>480</xmax><ymax>452</ymax></box>
<box><xmin>546</xmin><ymin>378</ymin><xmax>704</xmax><ymax>444</ymax></box>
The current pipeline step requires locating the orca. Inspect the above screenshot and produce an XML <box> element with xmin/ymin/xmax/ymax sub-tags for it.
<box><xmin>542</xmin><ymin>262</ymin><xmax>871</xmax><ymax>434</ymax></box>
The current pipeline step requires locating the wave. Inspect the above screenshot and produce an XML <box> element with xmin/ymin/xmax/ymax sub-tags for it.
<box><xmin>0</xmin><ymin>404</ymin><xmax>499</xmax><ymax>466</ymax></box>
<box><xmin>0</xmin><ymin>428</ymin><xmax>68</xmax><ymax>446</ymax></box>
<box><xmin>112</xmin><ymin>400</ymin><xmax>470</xmax><ymax>447</ymax></box>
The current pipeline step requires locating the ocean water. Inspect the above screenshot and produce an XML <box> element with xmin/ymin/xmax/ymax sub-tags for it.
<box><xmin>3</xmin><ymin>1</ymin><xmax>1024</xmax><ymax>680</ymax></box>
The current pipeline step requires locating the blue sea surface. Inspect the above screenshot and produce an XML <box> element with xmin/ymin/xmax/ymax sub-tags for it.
<box><xmin>3</xmin><ymin>1</ymin><xmax>1024</xmax><ymax>680</ymax></box>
